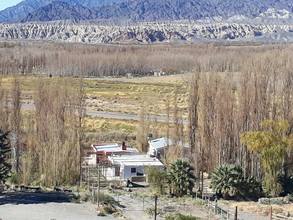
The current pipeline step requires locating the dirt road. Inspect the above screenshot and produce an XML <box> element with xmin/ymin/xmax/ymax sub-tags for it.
<box><xmin>22</xmin><ymin>102</ymin><xmax>188</xmax><ymax>124</ymax></box>
<box><xmin>0</xmin><ymin>192</ymin><xmax>115</xmax><ymax>220</ymax></box>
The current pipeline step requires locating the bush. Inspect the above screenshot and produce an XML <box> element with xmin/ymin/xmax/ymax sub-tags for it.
<box><xmin>9</xmin><ymin>172</ymin><xmax>19</xmax><ymax>185</ymax></box>
<box><xmin>165</xmin><ymin>213</ymin><xmax>200</xmax><ymax>220</ymax></box>
<box><xmin>102</xmin><ymin>204</ymin><xmax>117</xmax><ymax>214</ymax></box>
<box><xmin>97</xmin><ymin>192</ymin><xmax>118</xmax><ymax>206</ymax></box>
<box><xmin>146</xmin><ymin>167</ymin><xmax>168</xmax><ymax>195</ymax></box>
<box><xmin>145</xmin><ymin>207</ymin><xmax>163</xmax><ymax>217</ymax></box>
<box><xmin>279</xmin><ymin>175</ymin><xmax>293</xmax><ymax>195</ymax></box>
<box><xmin>211</xmin><ymin>164</ymin><xmax>262</xmax><ymax>200</ymax></box>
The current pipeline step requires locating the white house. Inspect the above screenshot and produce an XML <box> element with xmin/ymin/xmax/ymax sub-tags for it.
<box><xmin>106</xmin><ymin>154</ymin><xmax>164</xmax><ymax>182</ymax></box>
<box><xmin>85</xmin><ymin>143</ymin><xmax>139</xmax><ymax>166</ymax></box>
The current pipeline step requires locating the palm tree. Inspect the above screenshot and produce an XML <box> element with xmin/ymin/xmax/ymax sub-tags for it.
<box><xmin>211</xmin><ymin>164</ymin><xmax>262</xmax><ymax>200</ymax></box>
<box><xmin>168</xmin><ymin>160</ymin><xmax>196</xmax><ymax>197</ymax></box>
<box><xmin>211</xmin><ymin>164</ymin><xmax>244</xmax><ymax>199</ymax></box>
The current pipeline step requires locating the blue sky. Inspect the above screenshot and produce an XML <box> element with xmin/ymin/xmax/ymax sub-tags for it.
<box><xmin>0</xmin><ymin>0</ymin><xmax>22</xmax><ymax>10</ymax></box>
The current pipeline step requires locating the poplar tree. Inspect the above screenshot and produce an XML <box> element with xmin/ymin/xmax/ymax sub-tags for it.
<box><xmin>0</xmin><ymin>130</ymin><xmax>11</xmax><ymax>184</ymax></box>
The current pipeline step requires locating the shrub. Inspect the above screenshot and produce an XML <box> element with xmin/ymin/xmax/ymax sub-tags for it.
<box><xmin>145</xmin><ymin>207</ymin><xmax>163</xmax><ymax>217</ymax></box>
<box><xmin>242</xmin><ymin>176</ymin><xmax>263</xmax><ymax>199</ymax></box>
<box><xmin>211</xmin><ymin>164</ymin><xmax>262</xmax><ymax>200</ymax></box>
<box><xmin>165</xmin><ymin>213</ymin><xmax>200</xmax><ymax>220</ymax></box>
<box><xmin>9</xmin><ymin>172</ymin><xmax>19</xmax><ymax>185</ymax></box>
<box><xmin>279</xmin><ymin>175</ymin><xmax>293</xmax><ymax>195</ymax></box>
<box><xmin>147</xmin><ymin>167</ymin><xmax>168</xmax><ymax>195</ymax></box>
<box><xmin>102</xmin><ymin>204</ymin><xmax>117</xmax><ymax>214</ymax></box>
<box><xmin>97</xmin><ymin>192</ymin><xmax>118</xmax><ymax>206</ymax></box>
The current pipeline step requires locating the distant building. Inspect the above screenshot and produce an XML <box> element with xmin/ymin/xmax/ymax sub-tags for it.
<box><xmin>106</xmin><ymin>154</ymin><xmax>164</xmax><ymax>182</ymax></box>
<box><xmin>148</xmin><ymin>137</ymin><xmax>191</xmax><ymax>159</ymax></box>
<box><xmin>148</xmin><ymin>137</ymin><xmax>172</xmax><ymax>158</ymax></box>
<box><xmin>85</xmin><ymin>142</ymin><xmax>139</xmax><ymax>166</ymax></box>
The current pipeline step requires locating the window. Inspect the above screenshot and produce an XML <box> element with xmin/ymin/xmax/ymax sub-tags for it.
<box><xmin>115</xmin><ymin>166</ymin><xmax>120</xmax><ymax>176</ymax></box>
<box><xmin>131</xmin><ymin>168</ymin><xmax>136</xmax><ymax>174</ymax></box>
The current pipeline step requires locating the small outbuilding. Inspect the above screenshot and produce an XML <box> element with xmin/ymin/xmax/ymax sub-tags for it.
<box><xmin>148</xmin><ymin>137</ymin><xmax>172</xmax><ymax>157</ymax></box>
<box><xmin>148</xmin><ymin>137</ymin><xmax>191</xmax><ymax>159</ymax></box>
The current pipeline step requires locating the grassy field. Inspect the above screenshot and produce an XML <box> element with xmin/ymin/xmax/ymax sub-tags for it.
<box><xmin>1</xmin><ymin>74</ymin><xmax>188</xmax><ymax>116</ymax></box>
<box><xmin>1</xmin><ymin>74</ymin><xmax>187</xmax><ymax>146</ymax></box>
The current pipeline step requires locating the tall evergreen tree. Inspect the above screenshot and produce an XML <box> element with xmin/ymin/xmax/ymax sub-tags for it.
<box><xmin>0</xmin><ymin>130</ymin><xmax>11</xmax><ymax>184</ymax></box>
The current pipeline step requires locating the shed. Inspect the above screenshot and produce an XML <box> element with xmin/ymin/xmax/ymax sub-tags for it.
<box><xmin>148</xmin><ymin>137</ymin><xmax>172</xmax><ymax>157</ymax></box>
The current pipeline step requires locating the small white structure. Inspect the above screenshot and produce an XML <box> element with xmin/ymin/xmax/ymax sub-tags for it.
<box><xmin>148</xmin><ymin>137</ymin><xmax>191</xmax><ymax>158</ymax></box>
<box><xmin>148</xmin><ymin>137</ymin><xmax>172</xmax><ymax>157</ymax></box>
<box><xmin>86</xmin><ymin>143</ymin><xmax>139</xmax><ymax>165</ymax></box>
<box><xmin>106</xmin><ymin>154</ymin><xmax>164</xmax><ymax>181</ymax></box>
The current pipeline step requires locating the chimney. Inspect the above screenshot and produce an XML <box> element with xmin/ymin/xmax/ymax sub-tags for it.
<box><xmin>122</xmin><ymin>141</ymin><xmax>127</xmax><ymax>151</ymax></box>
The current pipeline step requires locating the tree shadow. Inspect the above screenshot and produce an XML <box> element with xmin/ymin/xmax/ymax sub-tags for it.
<box><xmin>0</xmin><ymin>191</ymin><xmax>73</xmax><ymax>205</ymax></box>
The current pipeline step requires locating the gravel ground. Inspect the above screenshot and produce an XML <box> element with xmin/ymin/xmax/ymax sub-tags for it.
<box><xmin>0</xmin><ymin>192</ymin><xmax>115</xmax><ymax>220</ymax></box>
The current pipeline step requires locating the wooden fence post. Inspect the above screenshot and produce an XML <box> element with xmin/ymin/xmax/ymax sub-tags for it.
<box><xmin>154</xmin><ymin>195</ymin><xmax>158</xmax><ymax>220</ymax></box>
<box><xmin>269</xmin><ymin>206</ymin><xmax>273</xmax><ymax>220</ymax></box>
<box><xmin>234</xmin><ymin>206</ymin><xmax>238</xmax><ymax>220</ymax></box>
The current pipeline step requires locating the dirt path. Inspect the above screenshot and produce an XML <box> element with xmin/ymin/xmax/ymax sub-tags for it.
<box><xmin>0</xmin><ymin>192</ymin><xmax>115</xmax><ymax>220</ymax></box>
<box><xmin>112</xmin><ymin>192</ymin><xmax>215</xmax><ymax>220</ymax></box>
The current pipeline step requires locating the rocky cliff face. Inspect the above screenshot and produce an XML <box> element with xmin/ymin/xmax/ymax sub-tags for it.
<box><xmin>1</xmin><ymin>0</ymin><xmax>293</xmax><ymax>23</ymax></box>
<box><xmin>0</xmin><ymin>22</ymin><xmax>292</xmax><ymax>43</ymax></box>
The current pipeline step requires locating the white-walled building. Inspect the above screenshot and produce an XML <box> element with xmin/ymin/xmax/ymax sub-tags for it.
<box><xmin>106</xmin><ymin>154</ymin><xmax>164</xmax><ymax>182</ymax></box>
<box><xmin>85</xmin><ymin>143</ymin><xmax>139</xmax><ymax>166</ymax></box>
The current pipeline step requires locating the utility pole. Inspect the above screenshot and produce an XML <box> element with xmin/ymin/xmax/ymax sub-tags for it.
<box><xmin>154</xmin><ymin>195</ymin><xmax>158</xmax><ymax>220</ymax></box>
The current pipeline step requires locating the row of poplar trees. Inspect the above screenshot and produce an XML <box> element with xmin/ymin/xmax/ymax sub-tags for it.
<box><xmin>0</xmin><ymin>77</ymin><xmax>85</xmax><ymax>186</ymax></box>
<box><xmin>188</xmin><ymin>55</ymin><xmax>293</xmax><ymax>196</ymax></box>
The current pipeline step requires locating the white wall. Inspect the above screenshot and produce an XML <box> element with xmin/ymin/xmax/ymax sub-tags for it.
<box><xmin>122</xmin><ymin>165</ymin><xmax>145</xmax><ymax>180</ymax></box>
<box><xmin>85</xmin><ymin>154</ymin><xmax>97</xmax><ymax>165</ymax></box>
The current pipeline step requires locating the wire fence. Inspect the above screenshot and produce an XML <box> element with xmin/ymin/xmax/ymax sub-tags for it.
<box><xmin>205</xmin><ymin>199</ymin><xmax>293</xmax><ymax>220</ymax></box>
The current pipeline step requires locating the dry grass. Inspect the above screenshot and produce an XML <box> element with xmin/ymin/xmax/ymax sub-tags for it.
<box><xmin>84</xmin><ymin>78</ymin><xmax>188</xmax><ymax>115</ymax></box>
<box><xmin>1</xmin><ymin>75</ymin><xmax>188</xmax><ymax>116</ymax></box>
<box><xmin>220</xmin><ymin>200</ymin><xmax>293</xmax><ymax>217</ymax></box>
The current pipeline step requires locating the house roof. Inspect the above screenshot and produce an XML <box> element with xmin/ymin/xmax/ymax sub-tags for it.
<box><xmin>109</xmin><ymin>154</ymin><xmax>164</xmax><ymax>167</ymax></box>
<box><xmin>91</xmin><ymin>144</ymin><xmax>138</xmax><ymax>154</ymax></box>
<box><xmin>148</xmin><ymin>137</ymin><xmax>191</xmax><ymax>153</ymax></box>
<box><xmin>148</xmin><ymin>137</ymin><xmax>172</xmax><ymax>151</ymax></box>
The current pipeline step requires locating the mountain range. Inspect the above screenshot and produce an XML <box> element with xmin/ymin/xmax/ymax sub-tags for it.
<box><xmin>0</xmin><ymin>0</ymin><xmax>292</xmax><ymax>23</ymax></box>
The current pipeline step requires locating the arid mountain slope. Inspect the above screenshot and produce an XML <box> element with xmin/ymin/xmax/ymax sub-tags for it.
<box><xmin>0</xmin><ymin>22</ymin><xmax>292</xmax><ymax>43</ymax></box>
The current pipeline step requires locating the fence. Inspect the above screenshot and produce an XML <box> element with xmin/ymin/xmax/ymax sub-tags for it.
<box><xmin>272</xmin><ymin>213</ymin><xmax>293</xmax><ymax>220</ymax></box>
<box><xmin>205</xmin><ymin>199</ymin><xmax>293</xmax><ymax>220</ymax></box>
<box><xmin>206</xmin><ymin>200</ymin><xmax>234</xmax><ymax>220</ymax></box>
